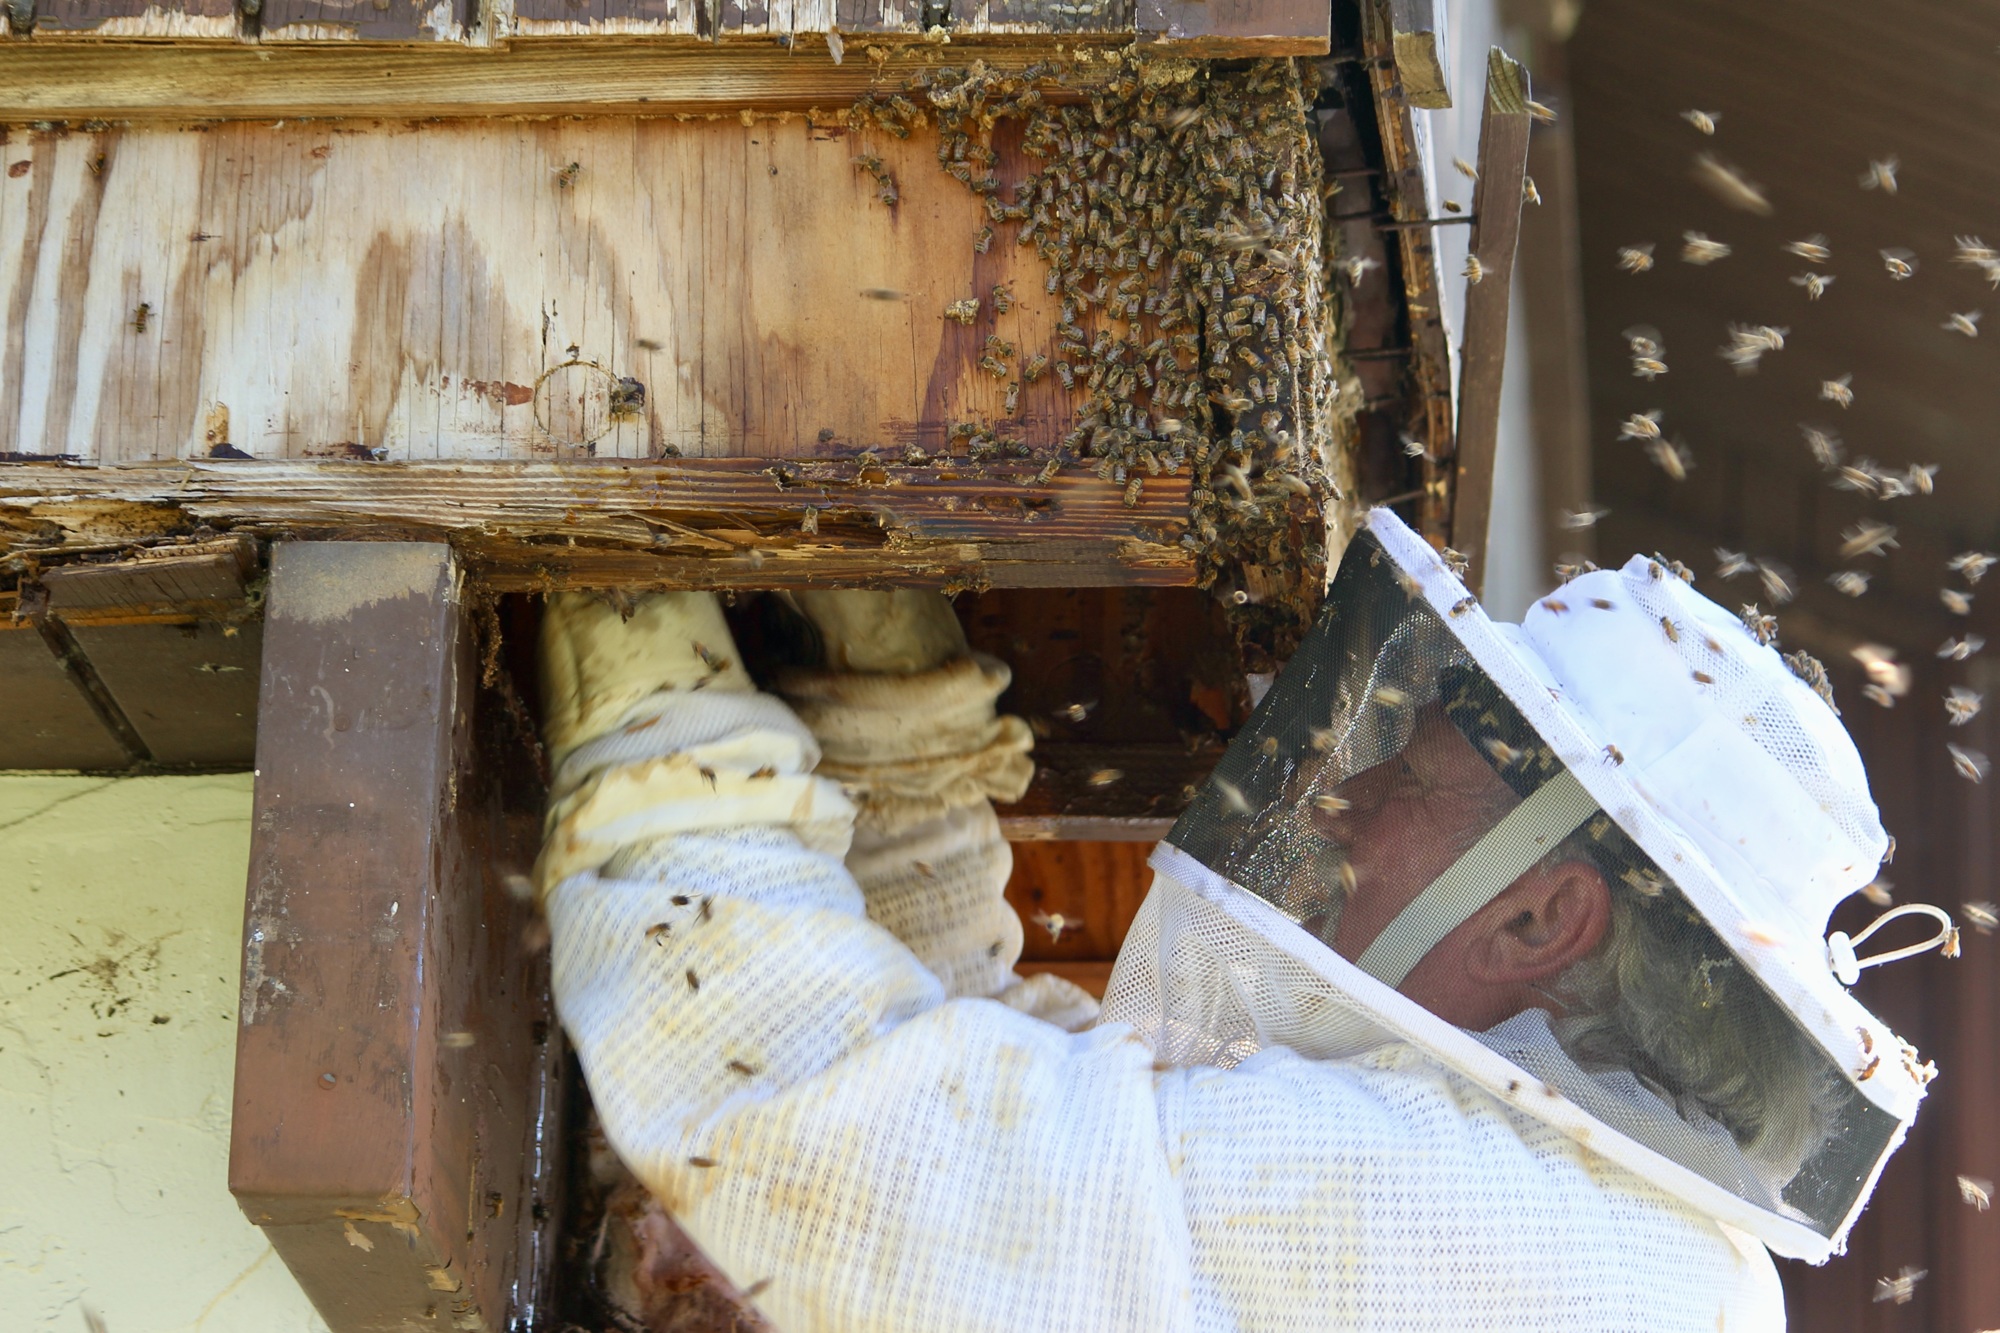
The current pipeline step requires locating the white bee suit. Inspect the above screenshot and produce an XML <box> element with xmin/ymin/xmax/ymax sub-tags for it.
<box><xmin>537</xmin><ymin>590</ymin><xmax>1786</xmax><ymax>1333</ymax></box>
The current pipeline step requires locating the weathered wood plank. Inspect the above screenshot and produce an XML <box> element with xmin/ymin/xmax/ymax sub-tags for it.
<box><xmin>0</xmin><ymin>45</ymin><xmax>1109</xmax><ymax>120</ymax></box>
<box><xmin>229</xmin><ymin>541</ymin><xmax>558</xmax><ymax>1332</ymax></box>
<box><xmin>20</xmin><ymin>0</ymin><xmax>236</xmax><ymax>39</ymax></box>
<box><xmin>1386</xmin><ymin>0</ymin><xmax>1450</xmax><ymax>109</ymax></box>
<box><xmin>1451</xmin><ymin>47</ymin><xmax>1531</xmax><ymax>594</ymax></box>
<box><xmin>38</xmin><ymin>535</ymin><xmax>256</xmax><ymax>621</ymax></box>
<box><xmin>1133</xmin><ymin>0</ymin><xmax>1328</xmax><ymax>55</ymax></box>
<box><xmin>0</xmin><ymin>117</ymin><xmax>1097</xmax><ymax>463</ymax></box>
<box><xmin>67</xmin><ymin>621</ymin><xmax>261</xmax><ymax>765</ymax></box>
<box><xmin>0</xmin><ymin>459</ymin><xmax>1196</xmax><ymax>587</ymax></box>
<box><xmin>506</xmin><ymin>0</ymin><xmax>698</xmax><ymax>38</ymax></box>
<box><xmin>258</xmin><ymin>0</ymin><xmax>474</xmax><ymax>43</ymax></box>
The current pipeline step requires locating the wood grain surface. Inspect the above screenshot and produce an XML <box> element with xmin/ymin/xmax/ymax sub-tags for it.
<box><xmin>0</xmin><ymin>116</ymin><xmax>1113</xmax><ymax>463</ymax></box>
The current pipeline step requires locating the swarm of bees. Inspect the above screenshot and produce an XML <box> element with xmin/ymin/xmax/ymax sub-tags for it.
<box><xmin>849</xmin><ymin>56</ymin><xmax>1337</xmax><ymax>653</ymax></box>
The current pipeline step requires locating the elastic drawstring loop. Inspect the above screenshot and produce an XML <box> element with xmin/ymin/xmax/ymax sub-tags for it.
<box><xmin>1827</xmin><ymin>903</ymin><xmax>1960</xmax><ymax>986</ymax></box>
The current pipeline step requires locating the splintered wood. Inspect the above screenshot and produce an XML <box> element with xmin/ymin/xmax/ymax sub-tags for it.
<box><xmin>0</xmin><ymin>116</ymin><xmax>1087</xmax><ymax>462</ymax></box>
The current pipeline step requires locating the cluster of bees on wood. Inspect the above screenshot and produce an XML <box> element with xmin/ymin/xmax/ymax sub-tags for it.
<box><xmin>846</xmin><ymin>53</ymin><xmax>1345</xmax><ymax>657</ymax></box>
<box><xmin>1595</xmin><ymin>107</ymin><xmax>1994</xmax><ymax>800</ymax></box>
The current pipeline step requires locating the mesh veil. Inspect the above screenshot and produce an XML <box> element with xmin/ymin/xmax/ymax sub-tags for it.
<box><xmin>1104</xmin><ymin>520</ymin><xmax>1908</xmax><ymax>1260</ymax></box>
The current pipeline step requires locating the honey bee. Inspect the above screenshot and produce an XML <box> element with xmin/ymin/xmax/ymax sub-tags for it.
<box><xmin>1819</xmin><ymin>374</ymin><xmax>1853</xmax><ymax>408</ymax></box>
<box><xmin>1790</xmin><ymin>271</ymin><xmax>1834</xmax><ymax>300</ymax></box>
<box><xmin>973</xmin><ymin>225</ymin><xmax>994</xmax><ymax>254</ymax></box>
<box><xmin>1449</xmin><ymin>596</ymin><xmax>1477</xmax><ymax>617</ymax></box>
<box><xmin>1962</xmin><ymin>901</ymin><xmax>1998</xmax><ymax>932</ymax></box>
<box><xmin>1214</xmin><ymin>777</ymin><xmax>1253</xmax><ymax>816</ymax></box>
<box><xmin>1938</xmin><ymin>635</ymin><xmax>1985</xmax><ymax>661</ymax></box>
<box><xmin>554</xmin><ymin>161</ymin><xmax>582</xmax><ymax>189</ymax></box>
<box><xmin>1035</xmin><ymin>456</ymin><xmax>1062</xmax><ymax>485</ymax></box>
<box><xmin>1526</xmin><ymin>99</ymin><xmax>1559</xmax><ymax>124</ymax></box>
<box><xmin>1879</xmin><ymin>248</ymin><xmax>1917</xmax><ymax>280</ymax></box>
<box><xmin>1959</xmin><ymin>1175</ymin><xmax>1993</xmax><ymax>1210</ymax></box>
<box><xmin>685</xmin><ymin>968</ymin><xmax>700</xmax><ymax>992</ymax></box>
<box><xmin>1481</xmin><ymin>737</ymin><xmax>1522</xmax><ymax>768</ymax></box>
<box><xmin>1949</xmin><ymin>551</ymin><xmax>1997</xmax><ymax>584</ymax></box>
<box><xmin>1943</xmin><ymin>310</ymin><xmax>1982</xmax><ymax>337</ymax></box>
<box><xmin>1620</xmin><ymin>867</ymin><xmax>1665</xmax><ymax>897</ymax></box>
<box><xmin>1839</xmin><ymin>520</ymin><xmax>1899</xmax><ymax>559</ymax></box>
<box><xmin>693</xmin><ymin>641</ymin><xmax>732</xmax><ymax>673</ymax></box>
<box><xmin>1617</xmin><ymin>409</ymin><xmax>1663</xmax><ymax>442</ymax></box>
<box><xmin>1783</xmin><ymin>234</ymin><xmax>1832</xmax><ymax>264</ymax></box>
<box><xmin>1560</xmin><ymin>508</ymin><xmax>1608</xmax><ymax>530</ymax></box>
<box><xmin>1739</xmin><ymin>605</ymin><xmax>1779</xmax><ymax>645</ymax></box>
<box><xmin>1603</xmin><ymin>743</ymin><xmax>1624</xmax><ymax>765</ymax></box>
<box><xmin>1462</xmin><ymin>254</ymin><xmax>1484</xmax><ymax>284</ymax></box>
<box><xmin>1857</xmin><ymin>1055</ymin><xmax>1881</xmax><ymax>1081</ymax></box>
<box><xmin>1646</xmin><ymin>439</ymin><xmax>1693</xmax><ymax>481</ymax></box>
<box><xmin>727</xmin><ymin>1059</ymin><xmax>758</xmax><ymax>1077</ymax></box>
<box><xmin>1522</xmin><ymin>177</ymin><xmax>1541</xmax><ymax>205</ymax></box>
<box><xmin>1872</xmin><ymin>1267</ymin><xmax>1925</xmax><ymax>1306</ymax></box>
<box><xmin>800</xmin><ymin>507</ymin><xmax>819</xmax><ymax>535</ymax></box>
<box><xmin>1371</xmin><ymin>685</ymin><xmax>1410</xmax><ymax>707</ymax></box>
<box><xmin>1861</xmin><ymin>879</ymin><xmax>1894</xmax><ymax>907</ymax></box>
<box><xmin>1799</xmin><ymin>424</ymin><xmax>1843</xmax><ymax>467</ymax></box>
<box><xmin>1829</xmin><ymin>570</ymin><xmax>1871</xmax><ymax>597</ymax></box>
<box><xmin>1943</xmin><ymin>588</ymin><xmax>1974</xmax><ymax>616</ymax></box>
<box><xmin>688</xmin><ymin>1155</ymin><xmax>718</xmax><ymax>1169</ymax></box>
<box><xmin>1632</xmin><ymin>355</ymin><xmax>1669</xmax><ymax>379</ymax></box>
<box><xmin>1691</xmin><ymin>153</ymin><xmax>1771</xmax><ymax>214</ymax></box>
<box><xmin>1858</xmin><ymin>156</ymin><xmax>1899</xmax><ymax>195</ymax></box>
<box><xmin>1312</xmin><ymin>793</ymin><xmax>1352</xmax><ymax>813</ymax></box>
<box><xmin>1086</xmin><ymin>768</ymin><xmax>1124</xmax><ymax>787</ymax></box>
<box><xmin>991</xmin><ymin>282</ymin><xmax>1014</xmax><ymax>314</ymax></box>
<box><xmin>131</xmin><ymin>302</ymin><xmax>152</xmax><ymax>333</ymax></box>
<box><xmin>1660</xmin><ymin>616</ymin><xmax>1680</xmax><ymax>644</ymax></box>
<box><xmin>944</xmin><ymin>298</ymin><xmax>981</xmax><ymax>324</ymax></box>
<box><xmin>1680</xmin><ymin>231</ymin><xmax>1732</xmax><ymax>265</ymax></box>
<box><xmin>1948</xmin><ymin>743</ymin><xmax>1989</xmax><ymax>783</ymax></box>
<box><xmin>646</xmin><ymin>922</ymin><xmax>672</xmax><ymax>945</ymax></box>
<box><xmin>1054</xmin><ymin>361</ymin><xmax>1076</xmax><ymax>390</ymax></box>
<box><xmin>1616</xmin><ymin>243</ymin><xmax>1656</xmax><ymax>274</ymax></box>
<box><xmin>1032</xmin><ymin>910</ymin><xmax>1079</xmax><ymax>942</ymax></box>
<box><xmin>1680</xmin><ymin>109</ymin><xmax>1719</xmax><ymax>135</ymax></box>
<box><xmin>1906</xmin><ymin>463</ymin><xmax>1937</xmax><ymax>494</ymax></box>
<box><xmin>1343</xmin><ymin>253</ymin><xmax>1381</xmax><ymax>285</ymax></box>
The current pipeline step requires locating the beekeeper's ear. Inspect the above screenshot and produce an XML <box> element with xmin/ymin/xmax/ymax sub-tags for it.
<box><xmin>1466</xmin><ymin>860</ymin><xmax>1611</xmax><ymax>985</ymax></box>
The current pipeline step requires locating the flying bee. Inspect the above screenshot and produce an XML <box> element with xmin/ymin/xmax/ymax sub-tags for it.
<box><xmin>1617</xmin><ymin>243</ymin><xmax>1656</xmax><ymax>273</ymax></box>
<box><xmin>1371</xmin><ymin>685</ymin><xmax>1410</xmax><ymax>708</ymax></box>
<box><xmin>1343</xmin><ymin>253</ymin><xmax>1381</xmax><ymax>285</ymax></box>
<box><xmin>1938</xmin><ymin>635</ymin><xmax>1985</xmax><ymax>661</ymax></box>
<box><xmin>1681</xmin><ymin>108</ymin><xmax>1719</xmax><ymax>135</ymax></box>
<box><xmin>1522</xmin><ymin>176</ymin><xmax>1542</xmax><ymax>206</ymax></box>
<box><xmin>1879</xmin><ymin>248</ymin><xmax>1917</xmax><ymax>280</ymax></box>
<box><xmin>1783</xmin><ymin>234</ymin><xmax>1832</xmax><ymax>264</ymax></box>
<box><xmin>1942</xmin><ymin>588</ymin><xmax>1974</xmax><ymax>615</ymax></box>
<box><xmin>1949</xmin><ymin>551</ymin><xmax>1997</xmax><ymax>584</ymax></box>
<box><xmin>1860</xmin><ymin>878</ymin><xmax>1894</xmax><ymax>906</ymax></box>
<box><xmin>1214</xmin><ymin>777</ymin><xmax>1253</xmax><ymax>816</ymax></box>
<box><xmin>1482</xmin><ymin>737</ymin><xmax>1522</xmax><ymax>768</ymax></box>
<box><xmin>1087</xmin><ymin>768</ymin><xmax>1124</xmax><ymax>788</ymax></box>
<box><xmin>131</xmin><ymin>302</ymin><xmax>152</xmax><ymax>333</ymax></box>
<box><xmin>1963</xmin><ymin>901</ymin><xmax>1998</xmax><ymax>933</ymax></box>
<box><xmin>1618</xmin><ymin>410</ymin><xmax>1664</xmax><ymax>442</ymax></box>
<box><xmin>1032</xmin><ymin>910</ymin><xmax>1079</xmax><ymax>943</ymax></box>
<box><xmin>1858</xmin><ymin>156</ymin><xmax>1899</xmax><ymax>195</ymax></box>
<box><xmin>1715</xmin><ymin>548</ymin><xmax>1754</xmax><ymax>579</ymax></box>
<box><xmin>1681</xmin><ymin>231</ymin><xmax>1732</xmax><ymax>264</ymax></box>
<box><xmin>1692</xmin><ymin>153</ymin><xmax>1772</xmax><ymax>214</ymax></box>
<box><xmin>1862</xmin><ymin>683</ymin><xmax>1896</xmax><ymax>708</ymax></box>
<box><xmin>1839</xmin><ymin>520</ymin><xmax>1899</xmax><ymax>559</ymax></box>
<box><xmin>1623</xmin><ymin>326</ymin><xmax>1664</xmax><ymax>358</ymax></box>
<box><xmin>1960</xmin><ymin>1175</ymin><xmax>1994</xmax><ymax>1210</ymax></box>
<box><xmin>1955</xmin><ymin>235</ymin><xmax>2000</xmax><ymax>266</ymax></box>
<box><xmin>1829</xmin><ymin>570</ymin><xmax>1872</xmax><ymax>597</ymax></box>
<box><xmin>1526</xmin><ymin>99</ymin><xmax>1559</xmax><ymax>124</ymax></box>
<box><xmin>1755</xmin><ymin>560</ymin><xmax>1794</xmax><ymax>603</ymax></box>
<box><xmin>1906</xmin><ymin>463</ymin><xmax>1938</xmax><ymax>494</ymax></box>
<box><xmin>1790</xmin><ymin>271</ymin><xmax>1835</xmax><ymax>300</ymax></box>
<box><xmin>1452</xmin><ymin>155</ymin><xmax>1478</xmax><ymax>181</ymax></box>
<box><xmin>645</xmin><ymin>922</ymin><xmax>672</xmax><ymax>945</ymax></box>
<box><xmin>1740</xmin><ymin>604</ymin><xmax>1779</xmax><ymax>645</ymax></box>
<box><xmin>1632</xmin><ymin>355</ymin><xmax>1669</xmax><ymax>379</ymax></box>
<box><xmin>1948</xmin><ymin>743</ymin><xmax>1989</xmax><ymax>783</ymax></box>
<box><xmin>1646</xmin><ymin>438</ymin><xmax>1693</xmax><ymax>481</ymax></box>
<box><xmin>1944</xmin><ymin>310</ymin><xmax>1982</xmax><ymax>337</ymax></box>
<box><xmin>1820</xmin><ymin>375</ymin><xmax>1853</xmax><ymax>408</ymax></box>
<box><xmin>1561</xmin><ymin>506</ymin><xmax>1610</xmax><ymax>530</ymax></box>
<box><xmin>1945</xmin><ymin>687</ymin><xmax>1984</xmax><ymax>727</ymax></box>
<box><xmin>1461</xmin><ymin>254</ymin><xmax>1485</xmax><ymax>285</ymax></box>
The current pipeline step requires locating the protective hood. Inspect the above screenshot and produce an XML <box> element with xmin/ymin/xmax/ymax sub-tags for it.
<box><xmin>1101</xmin><ymin>508</ymin><xmax>1943</xmax><ymax>1262</ymax></box>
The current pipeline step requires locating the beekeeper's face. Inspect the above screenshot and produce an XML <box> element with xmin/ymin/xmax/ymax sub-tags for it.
<box><xmin>1313</xmin><ymin>705</ymin><xmax>1611</xmax><ymax>1030</ymax></box>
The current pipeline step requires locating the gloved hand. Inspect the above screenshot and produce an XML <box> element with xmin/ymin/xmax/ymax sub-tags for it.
<box><xmin>778</xmin><ymin>591</ymin><xmax>1093</xmax><ymax>1026</ymax></box>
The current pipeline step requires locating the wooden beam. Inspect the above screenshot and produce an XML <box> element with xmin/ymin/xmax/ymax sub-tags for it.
<box><xmin>21</xmin><ymin>0</ymin><xmax>235</xmax><ymax>38</ymax></box>
<box><xmin>2</xmin><ymin>459</ymin><xmax>1195</xmax><ymax>588</ymax></box>
<box><xmin>229</xmin><ymin>541</ymin><xmax>560</xmax><ymax>1332</ymax></box>
<box><xmin>1386</xmin><ymin>0</ymin><xmax>1450</xmax><ymax>109</ymax></box>
<box><xmin>1361</xmin><ymin>0</ymin><xmax>1456</xmax><ymax>544</ymax></box>
<box><xmin>1133</xmin><ymin>0</ymin><xmax>1329</xmax><ymax>56</ymax></box>
<box><xmin>994</xmin><ymin>741</ymin><xmax>1212</xmax><ymax>841</ymax></box>
<box><xmin>1450</xmin><ymin>47</ymin><xmax>1531</xmax><ymax>595</ymax></box>
<box><xmin>0</xmin><ymin>618</ymin><xmax>132</xmax><ymax>769</ymax></box>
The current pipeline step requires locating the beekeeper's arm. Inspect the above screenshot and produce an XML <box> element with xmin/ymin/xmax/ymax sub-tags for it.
<box><xmin>535</xmin><ymin>591</ymin><xmax>1782</xmax><ymax>1333</ymax></box>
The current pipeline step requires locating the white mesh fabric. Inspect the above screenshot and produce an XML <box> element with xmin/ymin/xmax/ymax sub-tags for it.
<box><xmin>1522</xmin><ymin>558</ymin><xmax>1887</xmax><ymax>929</ymax></box>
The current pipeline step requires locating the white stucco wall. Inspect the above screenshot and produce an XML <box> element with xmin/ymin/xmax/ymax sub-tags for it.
<box><xmin>0</xmin><ymin>775</ymin><xmax>326</xmax><ymax>1333</ymax></box>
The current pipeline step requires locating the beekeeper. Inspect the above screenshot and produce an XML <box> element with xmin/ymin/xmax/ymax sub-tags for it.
<box><xmin>535</xmin><ymin>508</ymin><xmax>1947</xmax><ymax>1332</ymax></box>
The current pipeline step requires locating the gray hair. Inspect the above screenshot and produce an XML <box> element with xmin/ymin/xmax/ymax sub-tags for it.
<box><xmin>1545</xmin><ymin>825</ymin><xmax>1843</xmax><ymax>1179</ymax></box>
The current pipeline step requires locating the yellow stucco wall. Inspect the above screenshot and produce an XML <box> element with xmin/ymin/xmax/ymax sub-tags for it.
<box><xmin>0</xmin><ymin>775</ymin><xmax>327</xmax><ymax>1333</ymax></box>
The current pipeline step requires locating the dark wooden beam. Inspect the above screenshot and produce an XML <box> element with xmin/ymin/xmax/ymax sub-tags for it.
<box><xmin>1451</xmin><ymin>46</ymin><xmax>1532</xmax><ymax>594</ymax></box>
<box><xmin>229</xmin><ymin>541</ymin><xmax>560</xmax><ymax>1333</ymax></box>
<box><xmin>0</xmin><ymin>619</ymin><xmax>131</xmax><ymax>769</ymax></box>
<box><xmin>2</xmin><ymin>460</ymin><xmax>1194</xmax><ymax>591</ymax></box>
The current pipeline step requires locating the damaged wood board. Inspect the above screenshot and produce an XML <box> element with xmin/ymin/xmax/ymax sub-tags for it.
<box><xmin>1</xmin><ymin>458</ymin><xmax>1195</xmax><ymax>588</ymax></box>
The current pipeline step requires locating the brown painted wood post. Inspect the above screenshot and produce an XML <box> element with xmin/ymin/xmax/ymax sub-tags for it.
<box><xmin>228</xmin><ymin>542</ymin><xmax>561</xmax><ymax>1333</ymax></box>
<box><xmin>1452</xmin><ymin>47</ymin><xmax>1532</xmax><ymax>595</ymax></box>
